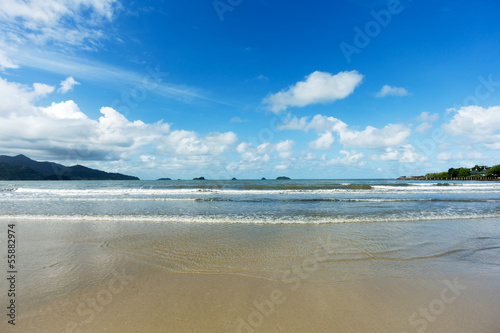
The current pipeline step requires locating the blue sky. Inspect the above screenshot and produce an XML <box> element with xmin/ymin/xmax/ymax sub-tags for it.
<box><xmin>1</xmin><ymin>0</ymin><xmax>500</xmax><ymax>179</ymax></box>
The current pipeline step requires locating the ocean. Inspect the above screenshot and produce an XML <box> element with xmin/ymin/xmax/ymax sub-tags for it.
<box><xmin>1</xmin><ymin>179</ymin><xmax>500</xmax><ymax>224</ymax></box>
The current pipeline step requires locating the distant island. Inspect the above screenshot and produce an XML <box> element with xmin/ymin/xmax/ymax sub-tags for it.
<box><xmin>193</xmin><ymin>177</ymin><xmax>205</xmax><ymax>180</ymax></box>
<box><xmin>0</xmin><ymin>154</ymin><xmax>139</xmax><ymax>180</ymax></box>
<box><xmin>158</xmin><ymin>178</ymin><xmax>171</xmax><ymax>180</ymax></box>
<box><xmin>276</xmin><ymin>176</ymin><xmax>291</xmax><ymax>180</ymax></box>
<box><xmin>398</xmin><ymin>164</ymin><xmax>500</xmax><ymax>181</ymax></box>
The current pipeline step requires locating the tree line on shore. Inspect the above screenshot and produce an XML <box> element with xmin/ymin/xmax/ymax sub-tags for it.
<box><xmin>425</xmin><ymin>164</ymin><xmax>500</xmax><ymax>179</ymax></box>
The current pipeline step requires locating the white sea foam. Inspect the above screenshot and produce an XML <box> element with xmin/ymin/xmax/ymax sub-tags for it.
<box><xmin>1</xmin><ymin>211</ymin><xmax>499</xmax><ymax>224</ymax></box>
<box><xmin>9</xmin><ymin>185</ymin><xmax>500</xmax><ymax>198</ymax></box>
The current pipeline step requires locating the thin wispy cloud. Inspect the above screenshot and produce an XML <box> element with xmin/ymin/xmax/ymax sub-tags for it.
<box><xmin>0</xmin><ymin>0</ymin><xmax>120</xmax><ymax>52</ymax></box>
<box><xmin>15</xmin><ymin>52</ymin><xmax>228</xmax><ymax>105</ymax></box>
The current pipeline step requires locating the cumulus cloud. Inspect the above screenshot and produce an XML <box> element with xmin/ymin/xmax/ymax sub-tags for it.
<box><xmin>42</xmin><ymin>100</ymin><xmax>87</xmax><ymax>119</ymax></box>
<box><xmin>59</xmin><ymin>76</ymin><xmax>80</xmax><ymax>93</ymax></box>
<box><xmin>263</xmin><ymin>71</ymin><xmax>363</xmax><ymax>113</ymax></box>
<box><xmin>0</xmin><ymin>77</ymin><xmax>54</xmax><ymax>115</ymax></box>
<box><xmin>339</xmin><ymin>123</ymin><xmax>410</xmax><ymax>148</ymax></box>
<box><xmin>309</xmin><ymin>132</ymin><xmax>335</xmax><ymax>150</ymax></box>
<box><xmin>0</xmin><ymin>76</ymin><xmax>243</xmax><ymax>164</ymax></box>
<box><xmin>372</xmin><ymin>145</ymin><xmax>428</xmax><ymax>163</ymax></box>
<box><xmin>442</xmin><ymin>106</ymin><xmax>500</xmax><ymax>148</ymax></box>
<box><xmin>275</xmin><ymin>139</ymin><xmax>295</xmax><ymax>159</ymax></box>
<box><xmin>326</xmin><ymin>150</ymin><xmax>365</xmax><ymax>166</ymax></box>
<box><xmin>414</xmin><ymin>112</ymin><xmax>439</xmax><ymax>134</ymax></box>
<box><xmin>415</xmin><ymin>122</ymin><xmax>433</xmax><ymax>134</ymax></box>
<box><xmin>436</xmin><ymin>152</ymin><xmax>463</xmax><ymax>162</ymax></box>
<box><xmin>376</xmin><ymin>85</ymin><xmax>409</xmax><ymax>98</ymax></box>
<box><xmin>416</xmin><ymin>111</ymin><xmax>439</xmax><ymax>123</ymax></box>
<box><xmin>279</xmin><ymin>114</ymin><xmax>411</xmax><ymax>149</ymax></box>
<box><xmin>229</xmin><ymin>140</ymin><xmax>295</xmax><ymax>172</ymax></box>
<box><xmin>157</xmin><ymin>130</ymin><xmax>237</xmax><ymax>156</ymax></box>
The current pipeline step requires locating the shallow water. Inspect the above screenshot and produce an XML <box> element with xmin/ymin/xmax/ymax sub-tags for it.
<box><xmin>1</xmin><ymin>179</ymin><xmax>500</xmax><ymax>223</ymax></box>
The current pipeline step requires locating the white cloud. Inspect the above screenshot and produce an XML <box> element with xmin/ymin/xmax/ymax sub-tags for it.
<box><xmin>41</xmin><ymin>100</ymin><xmax>87</xmax><ymax>119</ymax></box>
<box><xmin>0</xmin><ymin>49</ymin><xmax>19</xmax><ymax>70</ymax></box>
<box><xmin>59</xmin><ymin>76</ymin><xmax>80</xmax><ymax>93</ymax></box>
<box><xmin>263</xmin><ymin>71</ymin><xmax>363</xmax><ymax>113</ymax></box>
<box><xmin>373</xmin><ymin>145</ymin><xmax>428</xmax><ymax>163</ymax></box>
<box><xmin>277</xmin><ymin>114</ymin><xmax>310</xmax><ymax>131</ymax></box>
<box><xmin>275</xmin><ymin>139</ymin><xmax>295</xmax><ymax>159</ymax></box>
<box><xmin>0</xmin><ymin>0</ymin><xmax>119</xmax><ymax>52</ymax></box>
<box><xmin>12</xmin><ymin>53</ymin><xmax>218</xmax><ymax>105</ymax></box>
<box><xmin>230</xmin><ymin>116</ymin><xmax>247</xmax><ymax>123</ymax></box>
<box><xmin>304</xmin><ymin>152</ymin><xmax>316</xmax><ymax>160</ymax></box>
<box><xmin>140</xmin><ymin>155</ymin><xmax>156</xmax><ymax>163</ymax></box>
<box><xmin>339</xmin><ymin>123</ymin><xmax>410</xmax><ymax>148</ymax></box>
<box><xmin>229</xmin><ymin>140</ymin><xmax>295</xmax><ymax>172</ymax></box>
<box><xmin>33</xmin><ymin>83</ymin><xmax>55</xmax><ymax>97</ymax></box>
<box><xmin>236</xmin><ymin>142</ymin><xmax>251</xmax><ymax>153</ymax></box>
<box><xmin>326</xmin><ymin>150</ymin><xmax>365</xmax><ymax>166</ymax></box>
<box><xmin>414</xmin><ymin>112</ymin><xmax>439</xmax><ymax>134</ymax></box>
<box><xmin>415</xmin><ymin>122</ymin><xmax>433</xmax><ymax>134</ymax></box>
<box><xmin>376</xmin><ymin>85</ymin><xmax>409</xmax><ymax>98</ymax></box>
<box><xmin>157</xmin><ymin>130</ymin><xmax>237</xmax><ymax>156</ymax></box>
<box><xmin>228</xmin><ymin>143</ymin><xmax>271</xmax><ymax>172</ymax></box>
<box><xmin>442</xmin><ymin>106</ymin><xmax>500</xmax><ymax>147</ymax></box>
<box><xmin>416</xmin><ymin>112</ymin><xmax>439</xmax><ymax>123</ymax></box>
<box><xmin>275</xmin><ymin>164</ymin><xmax>289</xmax><ymax>170</ymax></box>
<box><xmin>279</xmin><ymin>114</ymin><xmax>410</xmax><ymax>149</ymax></box>
<box><xmin>436</xmin><ymin>152</ymin><xmax>463</xmax><ymax>162</ymax></box>
<box><xmin>0</xmin><ymin>76</ymin><xmax>236</xmax><ymax>163</ymax></box>
<box><xmin>484</xmin><ymin>142</ymin><xmax>500</xmax><ymax>150</ymax></box>
<box><xmin>309</xmin><ymin>132</ymin><xmax>335</xmax><ymax>150</ymax></box>
<box><xmin>0</xmin><ymin>77</ymin><xmax>54</xmax><ymax>115</ymax></box>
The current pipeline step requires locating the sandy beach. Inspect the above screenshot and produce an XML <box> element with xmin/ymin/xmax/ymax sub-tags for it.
<box><xmin>2</xmin><ymin>217</ymin><xmax>500</xmax><ymax>333</ymax></box>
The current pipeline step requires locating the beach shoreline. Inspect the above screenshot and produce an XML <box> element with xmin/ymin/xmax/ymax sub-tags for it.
<box><xmin>2</xmin><ymin>217</ymin><xmax>500</xmax><ymax>332</ymax></box>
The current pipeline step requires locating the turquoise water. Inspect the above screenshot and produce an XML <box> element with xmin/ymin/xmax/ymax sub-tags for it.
<box><xmin>1</xmin><ymin>179</ymin><xmax>500</xmax><ymax>224</ymax></box>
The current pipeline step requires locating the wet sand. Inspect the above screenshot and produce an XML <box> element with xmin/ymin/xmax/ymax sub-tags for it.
<box><xmin>1</xmin><ymin>218</ymin><xmax>500</xmax><ymax>332</ymax></box>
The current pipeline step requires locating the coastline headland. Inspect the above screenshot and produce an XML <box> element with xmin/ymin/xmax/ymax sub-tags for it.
<box><xmin>397</xmin><ymin>175</ymin><xmax>500</xmax><ymax>181</ymax></box>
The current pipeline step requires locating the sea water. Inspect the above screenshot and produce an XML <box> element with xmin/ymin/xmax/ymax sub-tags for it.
<box><xmin>1</xmin><ymin>179</ymin><xmax>500</xmax><ymax>223</ymax></box>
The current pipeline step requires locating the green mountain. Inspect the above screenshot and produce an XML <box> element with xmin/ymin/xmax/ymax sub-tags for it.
<box><xmin>0</xmin><ymin>161</ymin><xmax>47</xmax><ymax>180</ymax></box>
<box><xmin>0</xmin><ymin>155</ymin><xmax>139</xmax><ymax>180</ymax></box>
